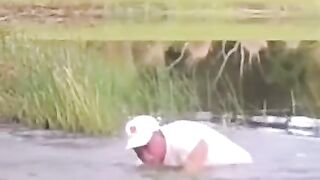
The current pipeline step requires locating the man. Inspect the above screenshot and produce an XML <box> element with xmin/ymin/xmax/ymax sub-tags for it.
<box><xmin>125</xmin><ymin>115</ymin><xmax>252</xmax><ymax>173</ymax></box>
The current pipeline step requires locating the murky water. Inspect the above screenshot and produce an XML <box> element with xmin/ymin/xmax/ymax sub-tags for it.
<box><xmin>1</xmin><ymin>122</ymin><xmax>320</xmax><ymax>180</ymax></box>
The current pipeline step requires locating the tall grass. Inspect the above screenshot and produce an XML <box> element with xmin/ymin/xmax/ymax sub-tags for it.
<box><xmin>1</xmin><ymin>33</ymin><xmax>320</xmax><ymax>135</ymax></box>
<box><xmin>0</xmin><ymin>33</ymin><xmax>200</xmax><ymax>135</ymax></box>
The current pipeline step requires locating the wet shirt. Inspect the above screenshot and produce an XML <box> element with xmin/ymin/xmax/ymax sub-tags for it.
<box><xmin>159</xmin><ymin>120</ymin><xmax>253</xmax><ymax>167</ymax></box>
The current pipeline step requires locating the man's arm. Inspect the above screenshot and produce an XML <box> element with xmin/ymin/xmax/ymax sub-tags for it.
<box><xmin>182</xmin><ymin>139</ymin><xmax>208</xmax><ymax>174</ymax></box>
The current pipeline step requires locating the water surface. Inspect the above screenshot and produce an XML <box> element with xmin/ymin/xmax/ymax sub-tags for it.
<box><xmin>1</xmin><ymin>123</ymin><xmax>320</xmax><ymax>180</ymax></box>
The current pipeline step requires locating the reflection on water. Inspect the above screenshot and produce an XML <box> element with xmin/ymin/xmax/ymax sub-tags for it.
<box><xmin>1</xmin><ymin>122</ymin><xmax>320</xmax><ymax>179</ymax></box>
<box><xmin>134</xmin><ymin>164</ymin><xmax>258</xmax><ymax>180</ymax></box>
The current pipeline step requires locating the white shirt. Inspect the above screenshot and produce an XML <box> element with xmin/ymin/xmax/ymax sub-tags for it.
<box><xmin>160</xmin><ymin>120</ymin><xmax>252</xmax><ymax>166</ymax></box>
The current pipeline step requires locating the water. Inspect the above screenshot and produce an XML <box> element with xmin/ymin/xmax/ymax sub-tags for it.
<box><xmin>1</xmin><ymin>122</ymin><xmax>320</xmax><ymax>180</ymax></box>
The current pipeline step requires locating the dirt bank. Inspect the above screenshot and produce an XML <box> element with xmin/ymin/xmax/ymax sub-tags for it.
<box><xmin>0</xmin><ymin>4</ymin><xmax>108</xmax><ymax>26</ymax></box>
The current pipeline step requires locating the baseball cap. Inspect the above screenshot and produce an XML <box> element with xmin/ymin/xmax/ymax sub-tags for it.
<box><xmin>125</xmin><ymin>115</ymin><xmax>161</xmax><ymax>149</ymax></box>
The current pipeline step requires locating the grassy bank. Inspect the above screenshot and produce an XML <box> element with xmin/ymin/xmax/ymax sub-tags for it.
<box><xmin>1</xmin><ymin>0</ymin><xmax>320</xmax><ymax>40</ymax></box>
<box><xmin>9</xmin><ymin>19</ymin><xmax>320</xmax><ymax>41</ymax></box>
<box><xmin>1</xmin><ymin>0</ymin><xmax>318</xmax><ymax>8</ymax></box>
<box><xmin>0</xmin><ymin>34</ymin><xmax>201</xmax><ymax>135</ymax></box>
<box><xmin>1</xmin><ymin>33</ymin><xmax>320</xmax><ymax>135</ymax></box>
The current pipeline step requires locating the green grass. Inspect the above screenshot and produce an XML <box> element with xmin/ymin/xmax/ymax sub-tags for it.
<box><xmin>1</xmin><ymin>0</ymin><xmax>319</xmax><ymax>7</ymax></box>
<box><xmin>1</xmin><ymin>0</ymin><xmax>320</xmax><ymax>40</ymax></box>
<box><xmin>5</xmin><ymin>18</ymin><xmax>320</xmax><ymax>41</ymax></box>
<box><xmin>0</xmin><ymin>34</ymin><xmax>201</xmax><ymax>135</ymax></box>
<box><xmin>1</xmin><ymin>32</ymin><xmax>320</xmax><ymax>135</ymax></box>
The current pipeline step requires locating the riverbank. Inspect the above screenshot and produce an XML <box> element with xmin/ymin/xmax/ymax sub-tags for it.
<box><xmin>0</xmin><ymin>1</ymin><xmax>320</xmax><ymax>40</ymax></box>
<box><xmin>1</xmin><ymin>37</ymin><xmax>320</xmax><ymax>135</ymax></box>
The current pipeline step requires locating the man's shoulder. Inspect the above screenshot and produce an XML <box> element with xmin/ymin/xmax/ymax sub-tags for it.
<box><xmin>160</xmin><ymin>120</ymin><xmax>215</xmax><ymax>135</ymax></box>
<box><xmin>165</xmin><ymin>120</ymin><xmax>215</xmax><ymax>129</ymax></box>
<box><xmin>163</xmin><ymin>120</ymin><xmax>203</xmax><ymax>126</ymax></box>
<box><xmin>161</xmin><ymin>120</ymin><xmax>229</xmax><ymax>142</ymax></box>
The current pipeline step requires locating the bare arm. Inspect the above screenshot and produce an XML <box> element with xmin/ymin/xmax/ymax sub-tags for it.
<box><xmin>182</xmin><ymin>139</ymin><xmax>208</xmax><ymax>174</ymax></box>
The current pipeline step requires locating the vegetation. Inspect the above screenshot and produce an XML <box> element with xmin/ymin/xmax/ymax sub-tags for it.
<box><xmin>0</xmin><ymin>34</ymin><xmax>204</xmax><ymax>135</ymax></box>
<box><xmin>1</xmin><ymin>33</ymin><xmax>320</xmax><ymax>135</ymax></box>
<box><xmin>1</xmin><ymin>0</ymin><xmax>320</xmax><ymax>40</ymax></box>
<box><xmin>0</xmin><ymin>1</ymin><xmax>320</xmax><ymax>135</ymax></box>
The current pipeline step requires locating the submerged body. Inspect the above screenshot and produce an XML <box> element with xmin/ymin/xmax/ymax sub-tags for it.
<box><xmin>161</xmin><ymin>120</ymin><xmax>252</xmax><ymax>166</ymax></box>
<box><xmin>125</xmin><ymin>115</ymin><xmax>252</xmax><ymax>172</ymax></box>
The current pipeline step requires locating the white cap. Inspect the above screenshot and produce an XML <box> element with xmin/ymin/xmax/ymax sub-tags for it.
<box><xmin>125</xmin><ymin>115</ymin><xmax>161</xmax><ymax>149</ymax></box>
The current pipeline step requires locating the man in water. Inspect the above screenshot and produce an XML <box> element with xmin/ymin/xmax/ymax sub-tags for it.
<box><xmin>125</xmin><ymin>115</ymin><xmax>252</xmax><ymax>173</ymax></box>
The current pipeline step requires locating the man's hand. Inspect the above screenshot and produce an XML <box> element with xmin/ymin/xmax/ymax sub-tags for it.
<box><xmin>183</xmin><ymin>139</ymin><xmax>208</xmax><ymax>174</ymax></box>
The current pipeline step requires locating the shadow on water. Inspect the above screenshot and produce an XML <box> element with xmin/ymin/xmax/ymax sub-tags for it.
<box><xmin>133</xmin><ymin>164</ymin><xmax>259</xmax><ymax>180</ymax></box>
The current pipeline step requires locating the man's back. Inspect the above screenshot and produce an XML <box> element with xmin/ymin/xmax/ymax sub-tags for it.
<box><xmin>160</xmin><ymin>120</ymin><xmax>253</xmax><ymax>166</ymax></box>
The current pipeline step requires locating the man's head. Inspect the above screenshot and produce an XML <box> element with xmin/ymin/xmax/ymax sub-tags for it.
<box><xmin>125</xmin><ymin>115</ymin><xmax>166</xmax><ymax>166</ymax></box>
